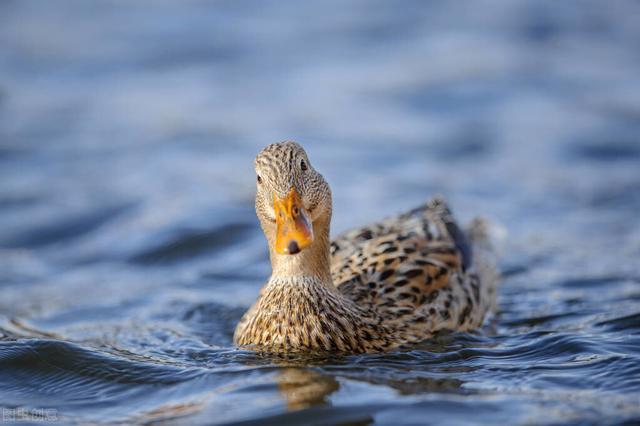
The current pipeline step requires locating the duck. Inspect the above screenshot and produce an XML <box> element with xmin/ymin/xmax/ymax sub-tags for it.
<box><xmin>234</xmin><ymin>141</ymin><xmax>499</xmax><ymax>353</ymax></box>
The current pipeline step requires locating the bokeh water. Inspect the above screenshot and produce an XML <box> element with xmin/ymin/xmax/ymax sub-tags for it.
<box><xmin>1</xmin><ymin>1</ymin><xmax>640</xmax><ymax>424</ymax></box>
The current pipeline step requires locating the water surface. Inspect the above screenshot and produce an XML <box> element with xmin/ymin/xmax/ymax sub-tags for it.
<box><xmin>1</xmin><ymin>1</ymin><xmax>640</xmax><ymax>424</ymax></box>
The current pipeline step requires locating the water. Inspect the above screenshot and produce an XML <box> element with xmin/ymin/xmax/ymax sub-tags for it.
<box><xmin>1</xmin><ymin>0</ymin><xmax>640</xmax><ymax>424</ymax></box>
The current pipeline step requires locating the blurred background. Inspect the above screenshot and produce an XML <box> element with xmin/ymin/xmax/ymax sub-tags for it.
<box><xmin>1</xmin><ymin>1</ymin><xmax>639</xmax><ymax>425</ymax></box>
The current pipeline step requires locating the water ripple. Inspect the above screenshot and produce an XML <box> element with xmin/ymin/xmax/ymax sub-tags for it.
<box><xmin>1</xmin><ymin>0</ymin><xmax>640</xmax><ymax>424</ymax></box>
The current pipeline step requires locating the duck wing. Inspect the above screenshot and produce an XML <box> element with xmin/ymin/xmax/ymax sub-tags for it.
<box><xmin>330</xmin><ymin>196</ymin><xmax>486</xmax><ymax>334</ymax></box>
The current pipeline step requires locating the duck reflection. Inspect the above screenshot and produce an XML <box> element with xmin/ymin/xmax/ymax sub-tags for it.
<box><xmin>272</xmin><ymin>364</ymin><xmax>468</xmax><ymax>413</ymax></box>
<box><xmin>275</xmin><ymin>368</ymin><xmax>340</xmax><ymax>410</ymax></box>
<box><xmin>244</xmin><ymin>347</ymin><xmax>472</xmax><ymax>419</ymax></box>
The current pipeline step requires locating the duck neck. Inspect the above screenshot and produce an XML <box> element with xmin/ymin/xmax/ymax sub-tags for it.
<box><xmin>267</xmin><ymin>214</ymin><xmax>333</xmax><ymax>287</ymax></box>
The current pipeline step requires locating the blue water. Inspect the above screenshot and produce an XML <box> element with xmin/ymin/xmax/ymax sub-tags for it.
<box><xmin>1</xmin><ymin>1</ymin><xmax>640</xmax><ymax>424</ymax></box>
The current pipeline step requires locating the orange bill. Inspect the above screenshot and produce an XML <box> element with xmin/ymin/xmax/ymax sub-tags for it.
<box><xmin>274</xmin><ymin>188</ymin><xmax>313</xmax><ymax>254</ymax></box>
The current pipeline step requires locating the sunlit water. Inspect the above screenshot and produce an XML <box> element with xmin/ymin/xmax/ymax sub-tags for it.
<box><xmin>1</xmin><ymin>1</ymin><xmax>640</xmax><ymax>424</ymax></box>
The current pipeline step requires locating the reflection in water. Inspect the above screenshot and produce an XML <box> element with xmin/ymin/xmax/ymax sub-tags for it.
<box><xmin>263</xmin><ymin>348</ymin><xmax>472</xmax><ymax>407</ymax></box>
<box><xmin>139</xmin><ymin>401</ymin><xmax>206</xmax><ymax>425</ymax></box>
<box><xmin>371</xmin><ymin>376</ymin><xmax>466</xmax><ymax>396</ymax></box>
<box><xmin>276</xmin><ymin>368</ymin><xmax>340</xmax><ymax>411</ymax></box>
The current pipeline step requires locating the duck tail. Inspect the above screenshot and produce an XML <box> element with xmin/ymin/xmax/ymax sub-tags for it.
<box><xmin>422</xmin><ymin>196</ymin><xmax>503</xmax><ymax>311</ymax></box>
<box><xmin>465</xmin><ymin>217</ymin><xmax>504</xmax><ymax>313</ymax></box>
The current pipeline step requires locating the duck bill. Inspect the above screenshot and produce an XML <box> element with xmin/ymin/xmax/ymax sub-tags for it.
<box><xmin>274</xmin><ymin>188</ymin><xmax>313</xmax><ymax>255</ymax></box>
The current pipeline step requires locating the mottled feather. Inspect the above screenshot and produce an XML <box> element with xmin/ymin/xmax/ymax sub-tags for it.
<box><xmin>331</xmin><ymin>197</ymin><xmax>494</xmax><ymax>340</ymax></box>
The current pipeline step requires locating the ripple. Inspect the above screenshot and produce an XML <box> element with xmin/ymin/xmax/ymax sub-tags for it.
<box><xmin>130</xmin><ymin>222</ymin><xmax>254</xmax><ymax>264</ymax></box>
<box><xmin>0</xmin><ymin>340</ymin><xmax>203</xmax><ymax>412</ymax></box>
<box><xmin>596</xmin><ymin>312</ymin><xmax>640</xmax><ymax>333</ymax></box>
<box><xmin>502</xmin><ymin>312</ymin><xmax>579</xmax><ymax>327</ymax></box>
<box><xmin>568</xmin><ymin>141</ymin><xmax>640</xmax><ymax>163</ymax></box>
<box><xmin>1</xmin><ymin>203</ymin><xmax>135</xmax><ymax>248</ymax></box>
<box><xmin>180</xmin><ymin>302</ymin><xmax>246</xmax><ymax>345</ymax></box>
<box><xmin>559</xmin><ymin>275</ymin><xmax>636</xmax><ymax>289</ymax></box>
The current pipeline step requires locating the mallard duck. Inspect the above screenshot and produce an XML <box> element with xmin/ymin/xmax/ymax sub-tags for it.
<box><xmin>234</xmin><ymin>141</ymin><xmax>498</xmax><ymax>353</ymax></box>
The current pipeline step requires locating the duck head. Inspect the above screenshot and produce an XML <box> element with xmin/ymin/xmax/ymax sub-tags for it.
<box><xmin>254</xmin><ymin>141</ymin><xmax>333</xmax><ymax>279</ymax></box>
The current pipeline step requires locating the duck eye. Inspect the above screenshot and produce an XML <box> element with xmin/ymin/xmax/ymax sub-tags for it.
<box><xmin>257</xmin><ymin>175</ymin><xmax>262</xmax><ymax>184</ymax></box>
<box><xmin>300</xmin><ymin>159</ymin><xmax>308</xmax><ymax>171</ymax></box>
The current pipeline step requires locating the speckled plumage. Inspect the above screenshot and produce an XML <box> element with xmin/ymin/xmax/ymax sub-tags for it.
<box><xmin>234</xmin><ymin>141</ymin><xmax>499</xmax><ymax>353</ymax></box>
